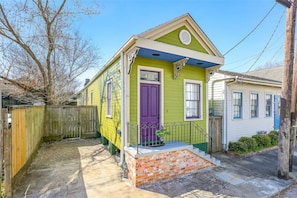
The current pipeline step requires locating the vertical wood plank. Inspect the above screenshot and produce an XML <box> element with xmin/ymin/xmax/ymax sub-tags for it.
<box><xmin>0</xmin><ymin>109</ymin><xmax>8</xmax><ymax>194</ymax></box>
<box><xmin>4</xmin><ymin>127</ymin><xmax>12</xmax><ymax>198</ymax></box>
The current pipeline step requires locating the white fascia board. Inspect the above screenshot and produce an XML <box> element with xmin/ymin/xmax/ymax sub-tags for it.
<box><xmin>135</xmin><ymin>37</ymin><xmax>224</xmax><ymax>65</ymax></box>
<box><xmin>79</xmin><ymin>36</ymin><xmax>138</xmax><ymax>93</ymax></box>
<box><xmin>239</xmin><ymin>79</ymin><xmax>281</xmax><ymax>88</ymax></box>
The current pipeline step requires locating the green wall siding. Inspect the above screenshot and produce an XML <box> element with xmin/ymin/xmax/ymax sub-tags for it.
<box><xmin>156</xmin><ymin>26</ymin><xmax>208</xmax><ymax>54</ymax></box>
<box><xmin>129</xmin><ymin>57</ymin><xmax>207</xmax><ymax>145</ymax></box>
<box><xmin>84</xmin><ymin>59</ymin><xmax>122</xmax><ymax>149</ymax></box>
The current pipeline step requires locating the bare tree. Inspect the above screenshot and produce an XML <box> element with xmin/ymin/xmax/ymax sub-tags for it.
<box><xmin>0</xmin><ymin>0</ymin><xmax>100</xmax><ymax>105</ymax></box>
<box><xmin>255</xmin><ymin>61</ymin><xmax>283</xmax><ymax>70</ymax></box>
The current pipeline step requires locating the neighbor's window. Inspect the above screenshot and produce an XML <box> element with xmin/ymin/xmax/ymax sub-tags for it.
<box><xmin>106</xmin><ymin>80</ymin><xmax>112</xmax><ymax>117</ymax></box>
<box><xmin>265</xmin><ymin>94</ymin><xmax>272</xmax><ymax>117</ymax></box>
<box><xmin>251</xmin><ymin>93</ymin><xmax>258</xmax><ymax>118</ymax></box>
<box><xmin>184</xmin><ymin>80</ymin><xmax>201</xmax><ymax>120</ymax></box>
<box><xmin>233</xmin><ymin>92</ymin><xmax>242</xmax><ymax>119</ymax></box>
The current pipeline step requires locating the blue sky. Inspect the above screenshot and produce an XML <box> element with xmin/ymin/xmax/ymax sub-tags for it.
<box><xmin>78</xmin><ymin>0</ymin><xmax>287</xmax><ymax>81</ymax></box>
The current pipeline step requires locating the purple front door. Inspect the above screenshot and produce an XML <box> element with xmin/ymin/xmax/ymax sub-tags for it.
<box><xmin>140</xmin><ymin>83</ymin><xmax>160</xmax><ymax>145</ymax></box>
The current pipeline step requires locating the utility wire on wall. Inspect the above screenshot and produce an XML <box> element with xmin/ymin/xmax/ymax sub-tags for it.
<box><xmin>223</xmin><ymin>2</ymin><xmax>277</xmax><ymax>56</ymax></box>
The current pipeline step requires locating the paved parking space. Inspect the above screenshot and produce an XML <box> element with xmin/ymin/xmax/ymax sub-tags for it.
<box><xmin>13</xmin><ymin>139</ymin><xmax>166</xmax><ymax>198</ymax></box>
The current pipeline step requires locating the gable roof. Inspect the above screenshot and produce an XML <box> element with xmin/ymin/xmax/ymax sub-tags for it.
<box><xmin>78</xmin><ymin>13</ymin><xmax>224</xmax><ymax>93</ymax></box>
<box><xmin>245</xmin><ymin>66</ymin><xmax>283</xmax><ymax>82</ymax></box>
<box><xmin>217</xmin><ymin>70</ymin><xmax>282</xmax><ymax>87</ymax></box>
<box><xmin>138</xmin><ymin>13</ymin><xmax>222</xmax><ymax>57</ymax></box>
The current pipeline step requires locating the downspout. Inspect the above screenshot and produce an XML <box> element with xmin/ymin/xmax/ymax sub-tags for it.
<box><xmin>224</xmin><ymin>78</ymin><xmax>239</xmax><ymax>151</ymax></box>
<box><xmin>119</xmin><ymin>51</ymin><xmax>125</xmax><ymax>166</ymax></box>
<box><xmin>210</xmin><ymin>77</ymin><xmax>238</xmax><ymax>115</ymax></box>
<box><xmin>210</xmin><ymin>76</ymin><xmax>238</xmax><ymax>151</ymax></box>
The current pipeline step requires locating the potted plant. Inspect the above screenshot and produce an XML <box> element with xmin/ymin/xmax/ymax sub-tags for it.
<box><xmin>155</xmin><ymin>128</ymin><xmax>169</xmax><ymax>143</ymax></box>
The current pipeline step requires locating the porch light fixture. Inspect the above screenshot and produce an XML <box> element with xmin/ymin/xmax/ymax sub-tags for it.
<box><xmin>276</xmin><ymin>0</ymin><xmax>292</xmax><ymax>8</ymax></box>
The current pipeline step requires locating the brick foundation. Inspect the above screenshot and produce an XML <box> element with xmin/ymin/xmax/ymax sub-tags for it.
<box><xmin>125</xmin><ymin>147</ymin><xmax>215</xmax><ymax>187</ymax></box>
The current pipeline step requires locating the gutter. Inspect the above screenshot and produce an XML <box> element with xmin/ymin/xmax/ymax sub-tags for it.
<box><xmin>77</xmin><ymin>35</ymin><xmax>138</xmax><ymax>95</ymax></box>
<box><xmin>210</xmin><ymin>77</ymin><xmax>237</xmax><ymax>151</ymax></box>
<box><xmin>238</xmin><ymin>78</ymin><xmax>281</xmax><ymax>87</ymax></box>
<box><xmin>210</xmin><ymin>77</ymin><xmax>238</xmax><ymax>114</ymax></box>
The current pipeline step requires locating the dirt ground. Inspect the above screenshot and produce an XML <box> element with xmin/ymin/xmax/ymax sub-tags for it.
<box><xmin>13</xmin><ymin>138</ymin><xmax>166</xmax><ymax>198</ymax></box>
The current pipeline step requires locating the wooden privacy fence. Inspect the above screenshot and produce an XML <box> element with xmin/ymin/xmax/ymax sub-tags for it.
<box><xmin>2</xmin><ymin>105</ymin><xmax>98</xmax><ymax>197</ymax></box>
<box><xmin>44</xmin><ymin>106</ymin><xmax>98</xmax><ymax>139</ymax></box>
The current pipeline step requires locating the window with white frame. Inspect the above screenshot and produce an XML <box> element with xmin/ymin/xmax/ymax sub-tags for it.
<box><xmin>184</xmin><ymin>80</ymin><xmax>201</xmax><ymax>120</ymax></box>
<box><xmin>265</xmin><ymin>94</ymin><xmax>272</xmax><ymax>117</ymax></box>
<box><xmin>251</xmin><ymin>93</ymin><xmax>258</xmax><ymax>118</ymax></box>
<box><xmin>233</xmin><ymin>92</ymin><xmax>242</xmax><ymax>119</ymax></box>
<box><xmin>106</xmin><ymin>80</ymin><xmax>112</xmax><ymax>117</ymax></box>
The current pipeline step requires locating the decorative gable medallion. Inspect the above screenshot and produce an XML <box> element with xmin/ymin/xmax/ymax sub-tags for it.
<box><xmin>179</xmin><ymin>30</ymin><xmax>191</xmax><ymax>45</ymax></box>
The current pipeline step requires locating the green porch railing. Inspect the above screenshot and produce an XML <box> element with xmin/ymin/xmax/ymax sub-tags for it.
<box><xmin>127</xmin><ymin>121</ymin><xmax>213</xmax><ymax>154</ymax></box>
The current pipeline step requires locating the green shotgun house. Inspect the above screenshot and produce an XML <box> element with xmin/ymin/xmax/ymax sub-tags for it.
<box><xmin>77</xmin><ymin>13</ymin><xmax>224</xmax><ymax>163</ymax></box>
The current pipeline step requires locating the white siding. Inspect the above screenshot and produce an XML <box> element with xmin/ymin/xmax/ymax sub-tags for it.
<box><xmin>208</xmin><ymin>73</ymin><xmax>229</xmax><ymax>116</ymax></box>
<box><xmin>225</xmin><ymin>83</ymin><xmax>280</xmax><ymax>144</ymax></box>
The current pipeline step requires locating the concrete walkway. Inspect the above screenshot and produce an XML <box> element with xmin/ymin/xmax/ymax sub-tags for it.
<box><xmin>13</xmin><ymin>139</ymin><xmax>166</xmax><ymax>198</ymax></box>
<box><xmin>13</xmin><ymin>139</ymin><xmax>297</xmax><ymax>198</ymax></box>
<box><xmin>141</xmin><ymin>148</ymin><xmax>297</xmax><ymax>198</ymax></box>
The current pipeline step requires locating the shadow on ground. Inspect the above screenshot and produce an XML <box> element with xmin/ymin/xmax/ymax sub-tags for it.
<box><xmin>13</xmin><ymin>139</ymin><xmax>99</xmax><ymax>198</ymax></box>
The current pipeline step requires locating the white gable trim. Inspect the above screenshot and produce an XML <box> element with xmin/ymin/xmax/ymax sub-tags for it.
<box><xmin>139</xmin><ymin>13</ymin><xmax>223</xmax><ymax>58</ymax></box>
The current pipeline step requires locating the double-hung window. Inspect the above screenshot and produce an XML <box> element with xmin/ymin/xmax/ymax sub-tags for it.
<box><xmin>233</xmin><ymin>92</ymin><xmax>242</xmax><ymax>119</ymax></box>
<box><xmin>265</xmin><ymin>94</ymin><xmax>272</xmax><ymax>117</ymax></box>
<box><xmin>251</xmin><ymin>93</ymin><xmax>258</xmax><ymax>118</ymax></box>
<box><xmin>184</xmin><ymin>80</ymin><xmax>202</xmax><ymax>120</ymax></box>
<box><xmin>106</xmin><ymin>80</ymin><xmax>112</xmax><ymax>117</ymax></box>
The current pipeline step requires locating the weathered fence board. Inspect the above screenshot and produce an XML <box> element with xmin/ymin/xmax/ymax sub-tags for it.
<box><xmin>44</xmin><ymin>106</ymin><xmax>98</xmax><ymax>139</ymax></box>
<box><xmin>11</xmin><ymin>108</ymin><xmax>26</xmax><ymax>178</ymax></box>
<box><xmin>25</xmin><ymin>107</ymin><xmax>44</xmax><ymax>159</ymax></box>
<box><xmin>209</xmin><ymin>116</ymin><xmax>223</xmax><ymax>153</ymax></box>
<box><xmin>3</xmin><ymin>105</ymin><xmax>97</xmax><ymax>196</ymax></box>
<box><xmin>0</xmin><ymin>109</ymin><xmax>7</xmax><ymax>195</ymax></box>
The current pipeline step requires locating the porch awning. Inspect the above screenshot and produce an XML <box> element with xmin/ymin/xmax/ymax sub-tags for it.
<box><xmin>134</xmin><ymin>38</ymin><xmax>224</xmax><ymax>68</ymax></box>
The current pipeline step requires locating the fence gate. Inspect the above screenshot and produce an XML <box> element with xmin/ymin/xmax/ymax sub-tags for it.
<box><xmin>209</xmin><ymin>116</ymin><xmax>223</xmax><ymax>153</ymax></box>
<box><xmin>45</xmin><ymin>106</ymin><xmax>98</xmax><ymax>139</ymax></box>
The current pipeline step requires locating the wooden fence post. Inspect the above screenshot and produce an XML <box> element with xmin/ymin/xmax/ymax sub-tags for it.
<box><xmin>0</xmin><ymin>110</ymin><xmax>3</xmax><ymax>195</ymax></box>
<box><xmin>4</xmin><ymin>128</ymin><xmax>11</xmax><ymax>197</ymax></box>
<box><xmin>3</xmin><ymin>108</ymin><xmax>11</xmax><ymax>197</ymax></box>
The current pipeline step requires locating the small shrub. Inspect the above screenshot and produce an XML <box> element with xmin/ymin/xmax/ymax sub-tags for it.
<box><xmin>252</xmin><ymin>134</ymin><xmax>271</xmax><ymax>148</ymax></box>
<box><xmin>239</xmin><ymin>136</ymin><xmax>258</xmax><ymax>151</ymax></box>
<box><xmin>228</xmin><ymin>141</ymin><xmax>248</xmax><ymax>153</ymax></box>
<box><xmin>268</xmin><ymin>130</ymin><xmax>278</xmax><ymax>146</ymax></box>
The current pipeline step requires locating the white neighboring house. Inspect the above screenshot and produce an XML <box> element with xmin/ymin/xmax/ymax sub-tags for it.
<box><xmin>208</xmin><ymin>70</ymin><xmax>282</xmax><ymax>150</ymax></box>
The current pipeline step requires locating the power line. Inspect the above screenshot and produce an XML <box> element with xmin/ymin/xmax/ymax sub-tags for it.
<box><xmin>269</xmin><ymin>44</ymin><xmax>283</xmax><ymax>62</ymax></box>
<box><xmin>223</xmin><ymin>2</ymin><xmax>278</xmax><ymax>56</ymax></box>
<box><xmin>246</xmin><ymin>9</ymin><xmax>285</xmax><ymax>72</ymax></box>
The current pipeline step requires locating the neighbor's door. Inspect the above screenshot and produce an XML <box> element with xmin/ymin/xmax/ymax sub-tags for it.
<box><xmin>274</xmin><ymin>95</ymin><xmax>280</xmax><ymax>130</ymax></box>
<box><xmin>140</xmin><ymin>83</ymin><xmax>160</xmax><ymax>145</ymax></box>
